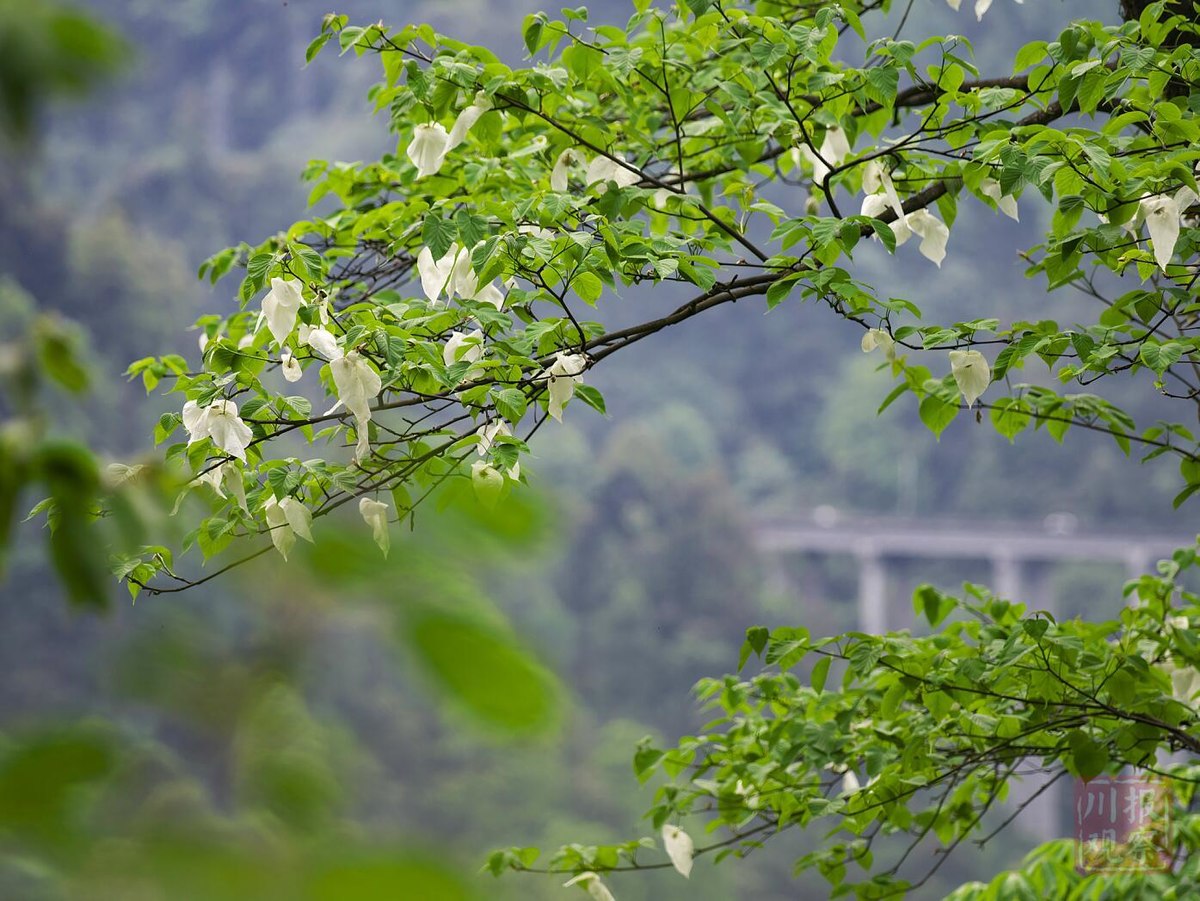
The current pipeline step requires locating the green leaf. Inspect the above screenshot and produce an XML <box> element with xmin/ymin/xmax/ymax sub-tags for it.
<box><xmin>573</xmin><ymin>271</ymin><xmax>603</xmax><ymax>305</ymax></box>
<box><xmin>493</xmin><ymin>388</ymin><xmax>528</xmax><ymax>423</ymax></box>
<box><xmin>918</xmin><ymin>395</ymin><xmax>958</xmax><ymax>438</ymax></box>
<box><xmin>422</xmin><ymin>214</ymin><xmax>456</xmax><ymax>260</ymax></box>
<box><xmin>1067</xmin><ymin>731</ymin><xmax>1108</xmax><ymax>781</ymax></box>
<box><xmin>404</xmin><ymin>607</ymin><xmax>560</xmax><ymax>735</ymax></box>
<box><xmin>573</xmin><ymin>383</ymin><xmax>606</xmax><ymax>414</ymax></box>
<box><xmin>810</xmin><ymin>655</ymin><xmax>831</xmax><ymax>694</ymax></box>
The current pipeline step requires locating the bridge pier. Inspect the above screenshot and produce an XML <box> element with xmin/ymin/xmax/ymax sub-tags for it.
<box><xmin>857</xmin><ymin>546</ymin><xmax>887</xmax><ymax>634</ymax></box>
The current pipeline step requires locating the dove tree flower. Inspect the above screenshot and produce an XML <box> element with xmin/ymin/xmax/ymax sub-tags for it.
<box><xmin>949</xmin><ymin>349</ymin><xmax>991</xmax><ymax>408</ymax></box>
<box><xmin>585</xmin><ymin>154</ymin><xmax>640</xmax><ymax>191</ymax></box>
<box><xmin>1140</xmin><ymin>187</ymin><xmax>1197</xmax><ymax>272</ymax></box>
<box><xmin>280</xmin><ymin>349</ymin><xmax>303</xmax><ymax>382</ymax></box>
<box><xmin>182</xmin><ymin>399</ymin><xmax>254</xmax><ymax>462</ymax></box>
<box><xmin>443</xmin><ymin>329</ymin><xmax>484</xmax><ymax>366</ymax></box>
<box><xmin>358</xmin><ymin>496</ymin><xmax>390</xmax><ymax>557</ymax></box>
<box><xmin>978</xmin><ymin>178</ymin><xmax>1019</xmax><ymax>221</ymax></box>
<box><xmin>406</xmin><ymin>122</ymin><xmax>451</xmax><ymax>178</ymax></box>
<box><xmin>544</xmin><ymin>352</ymin><xmax>587</xmax><ymax>421</ymax></box>
<box><xmin>263</xmin><ymin>494</ymin><xmax>313</xmax><ymax>560</ymax></box>
<box><xmin>661</xmin><ymin>824</ymin><xmax>694</xmax><ymax>878</ymax></box>
<box><xmin>551</xmin><ymin>148</ymin><xmax>586</xmax><ymax>191</ymax></box>
<box><xmin>329</xmin><ymin>351</ymin><xmax>383</xmax><ymax>463</ymax></box>
<box><xmin>798</xmin><ymin>125</ymin><xmax>851</xmax><ymax>185</ymax></box>
<box><xmin>262</xmin><ymin>277</ymin><xmax>304</xmax><ymax>346</ymax></box>
<box><xmin>562</xmin><ymin>872</ymin><xmax>615</xmax><ymax>901</ymax></box>
<box><xmin>406</xmin><ymin>93</ymin><xmax>492</xmax><ymax>179</ymax></box>
<box><xmin>303</xmin><ymin>326</ymin><xmax>342</xmax><ymax>361</ymax></box>
<box><xmin>861</xmin><ymin>328</ymin><xmax>896</xmax><ymax>360</ymax></box>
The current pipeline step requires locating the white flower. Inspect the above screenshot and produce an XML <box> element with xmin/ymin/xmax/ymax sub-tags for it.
<box><xmin>562</xmin><ymin>872</ymin><xmax>615</xmax><ymax>901</ymax></box>
<box><xmin>1167</xmin><ymin>615</ymin><xmax>1190</xmax><ymax>632</ymax></box>
<box><xmin>303</xmin><ymin>326</ymin><xmax>343</xmax><ymax>361</ymax></box>
<box><xmin>903</xmin><ymin>209</ymin><xmax>950</xmax><ymax>266</ymax></box>
<box><xmin>443</xmin><ymin>329</ymin><xmax>484</xmax><ymax>366</ymax></box>
<box><xmin>195</xmin><ymin>461</ymin><xmax>248</xmax><ymax>512</ymax></box>
<box><xmin>662</xmin><ymin>824</ymin><xmax>694</xmax><ymax>878</ymax></box>
<box><xmin>861</xmin><ymin>194</ymin><xmax>915</xmax><ymax>247</ymax></box>
<box><xmin>358</xmin><ymin>496</ymin><xmax>390</xmax><ymax>557</ymax></box>
<box><xmin>841</xmin><ymin>770</ymin><xmax>861</xmax><ymax>794</ymax></box>
<box><xmin>545</xmin><ymin>352</ymin><xmax>587</xmax><ymax>421</ymax></box>
<box><xmin>407</xmin><ymin>122</ymin><xmax>451</xmax><ymax>178</ymax></box>
<box><xmin>281</xmin><ymin>349</ymin><xmax>303</xmax><ymax>382</ymax></box>
<box><xmin>979</xmin><ymin>178</ymin><xmax>1019</xmax><ymax>221</ymax></box>
<box><xmin>417</xmin><ymin>244</ymin><xmax>457</xmax><ymax>303</ymax></box>
<box><xmin>861</xmin><ymin>328</ymin><xmax>896</xmax><ymax>360</ymax></box>
<box><xmin>471</xmin><ymin>460</ymin><xmax>504</xmax><ymax>508</ymax></box>
<box><xmin>237</xmin><ymin>333</ymin><xmax>255</xmax><ymax>350</ymax></box>
<box><xmin>329</xmin><ymin>351</ymin><xmax>383</xmax><ymax>463</ymax></box>
<box><xmin>1160</xmin><ymin>661</ymin><xmax>1200</xmax><ymax>710</ymax></box>
<box><xmin>182</xmin><ymin>399</ymin><xmax>254</xmax><ymax>462</ymax></box>
<box><xmin>800</xmin><ymin>126</ymin><xmax>851</xmax><ymax>184</ymax></box>
<box><xmin>1141</xmin><ymin>192</ymin><xmax>1186</xmax><ymax>272</ymax></box>
<box><xmin>861</xmin><ymin>162</ymin><xmax>906</xmax><ymax>220</ymax></box>
<box><xmin>586</xmin><ymin>155</ymin><xmax>639</xmax><ymax>192</ymax></box>
<box><xmin>198</xmin><ymin>331</ymin><xmax>210</xmax><ymax>354</ymax></box>
<box><xmin>945</xmin><ymin>0</ymin><xmax>961</xmax><ymax>8</ymax></box>
<box><xmin>262</xmin><ymin>277</ymin><xmax>304</xmax><ymax>346</ymax></box>
<box><xmin>475</xmin><ymin>419</ymin><xmax>511</xmax><ymax>455</ymax></box>
<box><xmin>446</xmin><ymin>92</ymin><xmax>492</xmax><ymax>150</ymax></box>
<box><xmin>949</xmin><ymin>349</ymin><xmax>991</xmax><ymax>408</ymax></box>
<box><xmin>418</xmin><ymin>242</ymin><xmax>505</xmax><ymax>307</ymax></box>
<box><xmin>551</xmin><ymin>148</ymin><xmax>586</xmax><ymax>192</ymax></box>
<box><xmin>472</xmin><ymin>279</ymin><xmax>506</xmax><ymax>309</ymax></box>
<box><xmin>263</xmin><ymin>494</ymin><xmax>313</xmax><ymax>561</ymax></box>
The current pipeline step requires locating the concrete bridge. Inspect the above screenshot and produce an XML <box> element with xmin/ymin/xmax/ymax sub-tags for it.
<box><xmin>753</xmin><ymin>509</ymin><xmax>1194</xmax><ymax>632</ymax></box>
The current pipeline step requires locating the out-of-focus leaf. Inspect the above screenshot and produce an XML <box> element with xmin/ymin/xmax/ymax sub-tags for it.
<box><xmin>403</xmin><ymin>606</ymin><xmax>560</xmax><ymax>736</ymax></box>
<box><xmin>32</xmin><ymin>441</ymin><xmax>107</xmax><ymax>609</ymax></box>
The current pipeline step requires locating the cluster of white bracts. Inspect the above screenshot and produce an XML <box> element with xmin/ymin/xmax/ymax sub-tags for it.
<box><xmin>562</xmin><ymin>825</ymin><xmax>695</xmax><ymax>899</ymax></box>
<box><xmin>863</xmin><ymin>329</ymin><xmax>992</xmax><ymax>409</ymax></box>
<box><xmin>405</xmin><ymin>92</ymin><xmax>493</xmax><ymax>178</ymax></box>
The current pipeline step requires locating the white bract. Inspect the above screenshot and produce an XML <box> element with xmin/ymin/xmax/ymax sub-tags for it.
<box><xmin>1140</xmin><ymin>187</ymin><xmax>1197</xmax><ymax>272</ymax></box>
<box><xmin>945</xmin><ymin>0</ymin><xmax>1024</xmax><ymax>20</ymax></box>
<box><xmin>475</xmin><ymin>419</ymin><xmax>510</xmax><ymax>455</ymax></box>
<box><xmin>861</xmin><ymin>161</ymin><xmax>905</xmax><ymax>220</ymax></box>
<box><xmin>563</xmin><ymin>872</ymin><xmax>616</xmax><ymax>901</ymax></box>
<box><xmin>406</xmin><ymin>123</ymin><xmax>450</xmax><ymax>178</ymax></box>
<box><xmin>661</xmin><ymin>824</ymin><xmax>694</xmax><ymax>878</ymax></box>
<box><xmin>262</xmin><ymin>277</ymin><xmax>304</xmax><ymax>346</ymax></box>
<box><xmin>551</xmin><ymin>148</ymin><xmax>586</xmax><ymax>192</ymax></box>
<box><xmin>446</xmin><ymin>92</ymin><xmax>492</xmax><ymax>149</ymax></box>
<box><xmin>861</xmin><ymin>328</ymin><xmax>896</xmax><ymax>360</ymax></box>
<box><xmin>585</xmin><ymin>155</ymin><xmax>640</xmax><ymax>191</ymax></box>
<box><xmin>303</xmin><ymin>326</ymin><xmax>342</xmax><ymax>361</ymax></box>
<box><xmin>979</xmin><ymin>178</ymin><xmax>1019</xmax><ymax>221</ymax></box>
<box><xmin>545</xmin><ymin>352</ymin><xmax>587</xmax><ymax>421</ymax></box>
<box><xmin>841</xmin><ymin>770</ymin><xmax>861</xmax><ymax>794</ymax></box>
<box><xmin>799</xmin><ymin>126</ymin><xmax>851</xmax><ymax>184</ymax></box>
<box><xmin>904</xmin><ymin>209</ymin><xmax>950</xmax><ymax>266</ymax></box>
<box><xmin>406</xmin><ymin>94</ymin><xmax>492</xmax><ymax>179</ymax></box>
<box><xmin>358</xmin><ymin>496</ymin><xmax>390</xmax><ymax>557</ymax></box>
<box><xmin>329</xmin><ymin>351</ymin><xmax>383</xmax><ymax>463</ymax></box>
<box><xmin>182</xmin><ymin>399</ymin><xmax>254</xmax><ymax>462</ymax></box>
<box><xmin>280</xmin><ymin>349</ymin><xmax>303</xmax><ymax>382</ymax></box>
<box><xmin>443</xmin><ymin>329</ymin><xmax>484</xmax><ymax>366</ymax></box>
<box><xmin>949</xmin><ymin>349</ymin><xmax>992</xmax><ymax>408</ymax></box>
<box><xmin>417</xmin><ymin>242</ymin><xmax>505</xmax><ymax>308</ymax></box>
<box><xmin>263</xmin><ymin>494</ymin><xmax>313</xmax><ymax>560</ymax></box>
